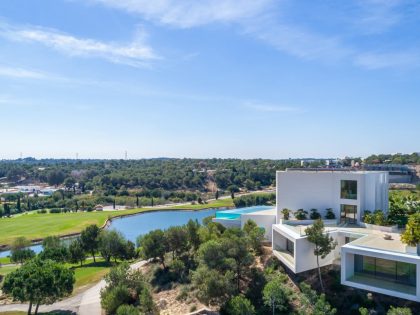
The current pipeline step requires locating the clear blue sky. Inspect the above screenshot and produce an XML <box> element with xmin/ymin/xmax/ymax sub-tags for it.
<box><xmin>0</xmin><ymin>0</ymin><xmax>419</xmax><ymax>159</ymax></box>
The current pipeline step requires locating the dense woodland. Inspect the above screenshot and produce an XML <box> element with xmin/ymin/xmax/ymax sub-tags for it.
<box><xmin>0</xmin><ymin>154</ymin><xmax>418</xmax><ymax>216</ymax></box>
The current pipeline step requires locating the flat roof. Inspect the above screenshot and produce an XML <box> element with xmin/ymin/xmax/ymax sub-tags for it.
<box><xmin>278</xmin><ymin>169</ymin><xmax>388</xmax><ymax>174</ymax></box>
<box><xmin>245</xmin><ymin>208</ymin><xmax>276</xmax><ymax>216</ymax></box>
<box><xmin>276</xmin><ymin>223</ymin><xmax>412</xmax><ymax>255</ymax></box>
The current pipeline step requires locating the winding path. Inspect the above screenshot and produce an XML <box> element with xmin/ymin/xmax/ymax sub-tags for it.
<box><xmin>0</xmin><ymin>260</ymin><xmax>147</xmax><ymax>315</ymax></box>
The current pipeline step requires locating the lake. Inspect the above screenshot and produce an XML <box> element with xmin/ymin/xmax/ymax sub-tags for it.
<box><xmin>0</xmin><ymin>208</ymin><xmax>217</xmax><ymax>258</ymax></box>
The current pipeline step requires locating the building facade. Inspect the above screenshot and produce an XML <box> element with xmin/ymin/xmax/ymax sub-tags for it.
<box><xmin>272</xmin><ymin>169</ymin><xmax>420</xmax><ymax>302</ymax></box>
<box><xmin>276</xmin><ymin>169</ymin><xmax>389</xmax><ymax>225</ymax></box>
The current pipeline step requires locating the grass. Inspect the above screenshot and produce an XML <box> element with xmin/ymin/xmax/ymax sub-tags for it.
<box><xmin>0</xmin><ymin>256</ymin><xmax>11</xmax><ymax>264</ymax></box>
<box><xmin>0</xmin><ymin>198</ymin><xmax>234</xmax><ymax>246</ymax></box>
<box><xmin>68</xmin><ymin>258</ymin><xmax>113</xmax><ymax>293</ymax></box>
<box><xmin>0</xmin><ymin>265</ymin><xmax>19</xmax><ymax>277</ymax></box>
<box><xmin>0</xmin><ymin>258</ymin><xmax>114</xmax><ymax>294</ymax></box>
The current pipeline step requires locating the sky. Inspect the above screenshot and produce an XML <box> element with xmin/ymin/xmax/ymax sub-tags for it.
<box><xmin>0</xmin><ymin>0</ymin><xmax>419</xmax><ymax>160</ymax></box>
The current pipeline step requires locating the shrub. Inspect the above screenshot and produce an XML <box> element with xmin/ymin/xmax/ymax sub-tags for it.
<box><xmin>325</xmin><ymin>208</ymin><xmax>335</xmax><ymax>219</ymax></box>
<box><xmin>189</xmin><ymin>305</ymin><xmax>197</xmax><ymax>312</ymax></box>
<box><xmin>387</xmin><ymin>306</ymin><xmax>412</xmax><ymax>315</ymax></box>
<box><xmin>363</xmin><ymin>211</ymin><xmax>374</xmax><ymax>224</ymax></box>
<box><xmin>281</xmin><ymin>208</ymin><xmax>290</xmax><ymax>220</ymax></box>
<box><xmin>116</xmin><ymin>304</ymin><xmax>140</xmax><ymax>315</ymax></box>
<box><xmin>309</xmin><ymin>209</ymin><xmax>321</xmax><ymax>220</ymax></box>
<box><xmin>49</xmin><ymin>208</ymin><xmax>62</xmax><ymax>214</ymax></box>
<box><xmin>401</xmin><ymin>213</ymin><xmax>420</xmax><ymax>247</ymax></box>
<box><xmin>373</xmin><ymin>210</ymin><xmax>386</xmax><ymax>226</ymax></box>
<box><xmin>223</xmin><ymin>295</ymin><xmax>256</xmax><ymax>315</ymax></box>
<box><xmin>233</xmin><ymin>193</ymin><xmax>275</xmax><ymax>208</ymax></box>
<box><xmin>37</xmin><ymin>209</ymin><xmax>47</xmax><ymax>214</ymax></box>
<box><xmin>294</xmin><ymin>209</ymin><xmax>308</xmax><ymax>220</ymax></box>
<box><xmin>101</xmin><ymin>284</ymin><xmax>131</xmax><ymax>315</ymax></box>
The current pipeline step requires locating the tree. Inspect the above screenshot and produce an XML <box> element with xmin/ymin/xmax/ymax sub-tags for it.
<box><xmin>243</xmin><ymin>220</ymin><xmax>264</xmax><ymax>254</ymax></box>
<box><xmin>387</xmin><ymin>306</ymin><xmax>412</xmax><ymax>315</ymax></box>
<box><xmin>305</xmin><ymin>219</ymin><xmax>337</xmax><ymax>291</ymax></box>
<box><xmin>138</xmin><ymin>229</ymin><xmax>167</xmax><ymax>268</ymax></box>
<box><xmin>2</xmin><ymin>258</ymin><xmax>74</xmax><ymax>315</ymax></box>
<box><xmin>299</xmin><ymin>282</ymin><xmax>336</xmax><ymax>315</ymax></box>
<box><xmin>4</xmin><ymin>203</ymin><xmax>10</xmax><ymax>216</ymax></box>
<box><xmin>186</xmin><ymin>219</ymin><xmax>201</xmax><ymax>251</ymax></box>
<box><xmin>192</xmin><ymin>266</ymin><xmax>236</xmax><ymax>306</ymax></box>
<box><xmin>80</xmin><ymin>224</ymin><xmax>100</xmax><ymax>262</ymax></box>
<box><xmin>39</xmin><ymin>246</ymin><xmax>69</xmax><ymax>263</ymax></box>
<box><xmin>64</xmin><ymin>177</ymin><xmax>76</xmax><ymax>191</ymax></box>
<box><xmin>10</xmin><ymin>237</ymin><xmax>35</xmax><ymax>264</ymax></box>
<box><xmin>42</xmin><ymin>236</ymin><xmax>61</xmax><ymax>249</ymax></box>
<box><xmin>99</xmin><ymin>230</ymin><xmax>126</xmax><ymax>263</ymax></box>
<box><xmin>224</xmin><ymin>295</ymin><xmax>256</xmax><ymax>315</ymax></box>
<box><xmin>47</xmin><ymin>170</ymin><xmax>65</xmax><ymax>186</ymax></box>
<box><xmin>228</xmin><ymin>185</ymin><xmax>239</xmax><ymax>199</ymax></box>
<box><xmin>401</xmin><ymin>213</ymin><xmax>420</xmax><ymax>254</ymax></box>
<box><xmin>17</xmin><ymin>195</ymin><xmax>21</xmax><ymax>212</ymax></box>
<box><xmin>68</xmin><ymin>239</ymin><xmax>86</xmax><ymax>266</ymax></box>
<box><xmin>222</xmin><ymin>229</ymin><xmax>254</xmax><ymax>292</ymax></box>
<box><xmin>263</xmin><ymin>274</ymin><xmax>290</xmax><ymax>315</ymax></box>
<box><xmin>165</xmin><ymin>226</ymin><xmax>188</xmax><ymax>259</ymax></box>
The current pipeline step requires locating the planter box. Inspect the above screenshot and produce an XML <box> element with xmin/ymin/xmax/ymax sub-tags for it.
<box><xmin>281</xmin><ymin>219</ymin><xmax>337</xmax><ymax>226</ymax></box>
<box><xmin>359</xmin><ymin>222</ymin><xmax>399</xmax><ymax>233</ymax></box>
<box><xmin>406</xmin><ymin>246</ymin><xmax>417</xmax><ymax>255</ymax></box>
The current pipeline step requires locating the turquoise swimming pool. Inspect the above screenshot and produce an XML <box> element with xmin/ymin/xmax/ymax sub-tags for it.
<box><xmin>215</xmin><ymin>205</ymin><xmax>273</xmax><ymax>220</ymax></box>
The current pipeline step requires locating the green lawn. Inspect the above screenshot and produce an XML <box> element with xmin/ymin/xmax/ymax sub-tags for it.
<box><xmin>0</xmin><ymin>256</ymin><xmax>11</xmax><ymax>264</ymax></box>
<box><xmin>0</xmin><ymin>265</ymin><xmax>19</xmax><ymax>277</ymax></box>
<box><xmin>0</xmin><ymin>198</ymin><xmax>234</xmax><ymax>246</ymax></box>
<box><xmin>68</xmin><ymin>258</ymin><xmax>113</xmax><ymax>293</ymax></box>
<box><xmin>0</xmin><ymin>258</ymin><xmax>113</xmax><ymax>293</ymax></box>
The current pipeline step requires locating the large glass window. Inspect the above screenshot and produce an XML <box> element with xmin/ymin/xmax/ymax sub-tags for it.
<box><xmin>354</xmin><ymin>255</ymin><xmax>416</xmax><ymax>288</ymax></box>
<box><xmin>286</xmin><ymin>239</ymin><xmax>294</xmax><ymax>257</ymax></box>
<box><xmin>340</xmin><ymin>205</ymin><xmax>357</xmax><ymax>224</ymax></box>
<box><xmin>341</xmin><ymin>180</ymin><xmax>357</xmax><ymax>199</ymax></box>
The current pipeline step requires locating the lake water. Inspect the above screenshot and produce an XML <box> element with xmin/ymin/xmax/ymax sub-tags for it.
<box><xmin>0</xmin><ymin>209</ymin><xmax>217</xmax><ymax>258</ymax></box>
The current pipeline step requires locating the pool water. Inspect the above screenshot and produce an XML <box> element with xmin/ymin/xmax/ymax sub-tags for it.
<box><xmin>215</xmin><ymin>205</ymin><xmax>273</xmax><ymax>220</ymax></box>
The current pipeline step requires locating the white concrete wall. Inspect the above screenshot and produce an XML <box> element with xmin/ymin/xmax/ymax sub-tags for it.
<box><xmin>341</xmin><ymin>246</ymin><xmax>420</xmax><ymax>302</ymax></box>
<box><xmin>272</xmin><ymin>225</ymin><xmax>343</xmax><ymax>273</ymax></box>
<box><xmin>241</xmin><ymin>213</ymin><xmax>276</xmax><ymax>240</ymax></box>
<box><xmin>276</xmin><ymin>170</ymin><xmax>389</xmax><ymax>224</ymax></box>
<box><xmin>294</xmin><ymin>230</ymin><xmax>342</xmax><ymax>273</ymax></box>
<box><xmin>212</xmin><ymin>218</ymin><xmax>241</xmax><ymax>228</ymax></box>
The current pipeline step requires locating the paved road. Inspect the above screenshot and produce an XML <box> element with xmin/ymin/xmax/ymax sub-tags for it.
<box><xmin>0</xmin><ymin>260</ymin><xmax>147</xmax><ymax>315</ymax></box>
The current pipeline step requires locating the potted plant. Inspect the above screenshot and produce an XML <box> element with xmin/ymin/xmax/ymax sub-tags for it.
<box><xmin>281</xmin><ymin>208</ymin><xmax>290</xmax><ymax>220</ymax></box>
<box><xmin>401</xmin><ymin>213</ymin><xmax>420</xmax><ymax>255</ymax></box>
<box><xmin>294</xmin><ymin>209</ymin><xmax>308</xmax><ymax>220</ymax></box>
<box><xmin>309</xmin><ymin>209</ymin><xmax>321</xmax><ymax>220</ymax></box>
<box><xmin>325</xmin><ymin>208</ymin><xmax>335</xmax><ymax>220</ymax></box>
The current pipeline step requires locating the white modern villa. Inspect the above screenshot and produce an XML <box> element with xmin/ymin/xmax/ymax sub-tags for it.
<box><xmin>272</xmin><ymin>169</ymin><xmax>420</xmax><ymax>302</ymax></box>
<box><xmin>214</xmin><ymin>168</ymin><xmax>420</xmax><ymax>302</ymax></box>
